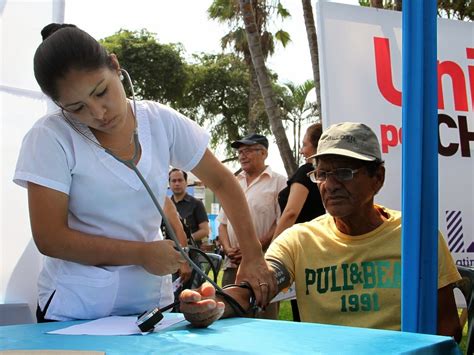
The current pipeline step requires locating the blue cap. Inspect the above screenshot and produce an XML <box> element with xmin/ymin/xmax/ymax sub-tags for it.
<box><xmin>231</xmin><ymin>133</ymin><xmax>269</xmax><ymax>149</ymax></box>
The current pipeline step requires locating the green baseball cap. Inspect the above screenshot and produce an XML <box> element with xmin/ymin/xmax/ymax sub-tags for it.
<box><xmin>310</xmin><ymin>122</ymin><xmax>383</xmax><ymax>162</ymax></box>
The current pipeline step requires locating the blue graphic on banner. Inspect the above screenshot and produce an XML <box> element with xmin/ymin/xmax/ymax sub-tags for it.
<box><xmin>446</xmin><ymin>210</ymin><xmax>469</xmax><ymax>253</ymax></box>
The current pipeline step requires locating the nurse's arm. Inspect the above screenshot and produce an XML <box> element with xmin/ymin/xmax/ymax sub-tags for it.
<box><xmin>27</xmin><ymin>182</ymin><xmax>184</xmax><ymax>276</ymax></box>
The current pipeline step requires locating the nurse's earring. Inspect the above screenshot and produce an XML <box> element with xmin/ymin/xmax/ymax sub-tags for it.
<box><xmin>119</xmin><ymin>71</ymin><xmax>124</xmax><ymax>81</ymax></box>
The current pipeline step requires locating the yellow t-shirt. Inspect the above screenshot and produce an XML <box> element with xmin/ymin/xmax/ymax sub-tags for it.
<box><xmin>265</xmin><ymin>206</ymin><xmax>460</xmax><ymax>330</ymax></box>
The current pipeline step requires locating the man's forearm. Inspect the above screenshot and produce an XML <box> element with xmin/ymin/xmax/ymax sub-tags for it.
<box><xmin>218</xmin><ymin>286</ymin><xmax>252</xmax><ymax>318</ymax></box>
<box><xmin>260</xmin><ymin>222</ymin><xmax>277</xmax><ymax>251</ymax></box>
<box><xmin>191</xmin><ymin>222</ymin><xmax>210</xmax><ymax>242</ymax></box>
<box><xmin>218</xmin><ymin>261</ymin><xmax>290</xmax><ymax>318</ymax></box>
<box><xmin>164</xmin><ymin>197</ymin><xmax>188</xmax><ymax>246</ymax></box>
<box><xmin>218</xmin><ymin>224</ymin><xmax>232</xmax><ymax>252</ymax></box>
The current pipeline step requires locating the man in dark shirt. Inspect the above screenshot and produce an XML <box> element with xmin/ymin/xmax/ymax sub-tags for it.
<box><xmin>169</xmin><ymin>168</ymin><xmax>210</xmax><ymax>247</ymax></box>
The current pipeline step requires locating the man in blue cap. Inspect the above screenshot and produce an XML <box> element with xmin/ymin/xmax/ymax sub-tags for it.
<box><xmin>218</xmin><ymin>133</ymin><xmax>286</xmax><ymax>318</ymax></box>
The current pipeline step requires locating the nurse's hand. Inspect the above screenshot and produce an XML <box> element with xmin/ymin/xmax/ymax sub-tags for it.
<box><xmin>236</xmin><ymin>254</ymin><xmax>277</xmax><ymax>308</ymax></box>
<box><xmin>141</xmin><ymin>240</ymin><xmax>185</xmax><ymax>275</ymax></box>
<box><xmin>178</xmin><ymin>262</ymin><xmax>192</xmax><ymax>284</ymax></box>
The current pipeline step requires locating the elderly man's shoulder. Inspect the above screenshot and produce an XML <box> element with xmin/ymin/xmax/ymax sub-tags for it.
<box><xmin>266</xmin><ymin>167</ymin><xmax>286</xmax><ymax>179</ymax></box>
<box><xmin>277</xmin><ymin>213</ymin><xmax>332</xmax><ymax>240</ymax></box>
<box><xmin>271</xmin><ymin>169</ymin><xmax>287</xmax><ymax>185</ymax></box>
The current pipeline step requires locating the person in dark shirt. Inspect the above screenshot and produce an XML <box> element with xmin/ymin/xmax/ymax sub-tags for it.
<box><xmin>169</xmin><ymin>168</ymin><xmax>210</xmax><ymax>247</ymax></box>
<box><xmin>273</xmin><ymin>123</ymin><xmax>325</xmax><ymax>321</ymax></box>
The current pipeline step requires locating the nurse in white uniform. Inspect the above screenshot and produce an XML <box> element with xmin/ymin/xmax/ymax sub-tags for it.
<box><xmin>13</xmin><ymin>23</ymin><xmax>276</xmax><ymax>321</ymax></box>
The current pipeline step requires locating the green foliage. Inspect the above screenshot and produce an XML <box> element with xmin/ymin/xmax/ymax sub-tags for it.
<box><xmin>278</xmin><ymin>300</ymin><xmax>294</xmax><ymax>321</ymax></box>
<box><xmin>221</xmin><ymin>28</ymin><xmax>249</xmax><ymax>54</ymax></box>
<box><xmin>274</xmin><ymin>30</ymin><xmax>291</xmax><ymax>48</ymax></box>
<box><xmin>276</xmin><ymin>2</ymin><xmax>291</xmax><ymax>18</ymax></box>
<box><xmin>278</xmin><ymin>80</ymin><xmax>318</xmax><ymax>163</ymax></box>
<box><xmin>438</xmin><ymin>0</ymin><xmax>473</xmax><ymax>21</ymax></box>
<box><xmin>359</xmin><ymin>0</ymin><xmax>473</xmax><ymax>20</ymax></box>
<box><xmin>208</xmin><ymin>0</ymin><xmax>240</xmax><ymax>22</ymax></box>
<box><xmin>179</xmin><ymin>53</ymin><xmax>270</xmax><ymax>155</ymax></box>
<box><xmin>208</xmin><ymin>0</ymin><xmax>292</xmax><ymax>57</ymax></box>
<box><xmin>100</xmin><ymin>29</ymin><xmax>188</xmax><ymax>105</ymax></box>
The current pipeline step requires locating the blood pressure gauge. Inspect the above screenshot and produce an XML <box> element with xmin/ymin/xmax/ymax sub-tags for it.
<box><xmin>136</xmin><ymin>307</ymin><xmax>164</xmax><ymax>332</ymax></box>
<box><xmin>136</xmin><ymin>300</ymin><xmax>179</xmax><ymax>332</ymax></box>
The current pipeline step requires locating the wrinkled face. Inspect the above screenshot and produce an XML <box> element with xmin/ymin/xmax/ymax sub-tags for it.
<box><xmin>237</xmin><ymin>144</ymin><xmax>267</xmax><ymax>174</ymax></box>
<box><xmin>56</xmin><ymin>57</ymin><xmax>128</xmax><ymax>135</ymax></box>
<box><xmin>315</xmin><ymin>155</ymin><xmax>384</xmax><ymax>219</ymax></box>
<box><xmin>169</xmin><ymin>170</ymin><xmax>187</xmax><ymax>195</ymax></box>
<box><xmin>299</xmin><ymin>132</ymin><xmax>317</xmax><ymax>159</ymax></box>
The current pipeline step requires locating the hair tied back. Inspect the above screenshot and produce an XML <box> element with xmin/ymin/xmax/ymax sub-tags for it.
<box><xmin>41</xmin><ymin>23</ymin><xmax>77</xmax><ymax>41</ymax></box>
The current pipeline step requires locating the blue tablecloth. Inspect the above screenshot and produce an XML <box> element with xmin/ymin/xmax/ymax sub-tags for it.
<box><xmin>0</xmin><ymin>314</ymin><xmax>461</xmax><ymax>354</ymax></box>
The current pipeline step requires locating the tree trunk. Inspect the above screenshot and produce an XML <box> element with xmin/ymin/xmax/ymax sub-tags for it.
<box><xmin>370</xmin><ymin>0</ymin><xmax>384</xmax><ymax>8</ymax></box>
<box><xmin>239</xmin><ymin>0</ymin><xmax>297</xmax><ymax>176</ymax></box>
<box><xmin>394</xmin><ymin>0</ymin><xmax>402</xmax><ymax>11</ymax></box>
<box><xmin>248</xmin><ymin>62</ymin><xmax>260</xmax><ymax>132</ymax></box>
<box><xmin>301</xmin><ymin>0</ymin><xmax>322</xmax><ymax>124</ymax></box>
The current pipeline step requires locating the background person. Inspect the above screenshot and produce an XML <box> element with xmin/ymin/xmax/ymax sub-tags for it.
<box><xmin>273</xmin><ymin>123</ymin><xmax>325</xmax><ymax>321</ymax></box>
<box><xmin>163</xmin><ymin>196</ymin><xmax>192</xmax><ymax>284</ymax></box>
<box><xmin>13</xmin><ymin>23</ymin><xmax>275</xmax><ymax>321</ymax></box>
<box><xmin>218</xmin><ymin>133</ymin><xmax>286</xmax><ymax>319</ymax></box>
<box><xmin>179</xmin><ymin>122</ymin><xmax>462</xmax><ymax>342</ymax></box>
<box><xmin>169</xmin><ymin>168</ymin><xmax>210</xmax><ymax>248</ymax></box>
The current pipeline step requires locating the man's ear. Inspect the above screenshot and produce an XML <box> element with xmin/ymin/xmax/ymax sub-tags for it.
<box><xmin>374</xmin><ymin>165</ymin><xmax>385</xmax><ymax>195</ymax></box>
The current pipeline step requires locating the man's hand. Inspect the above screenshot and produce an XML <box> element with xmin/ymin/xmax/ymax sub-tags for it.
<box><xmin>236</xmin><ymin>254</ymin><xmax>277</xmax><ymax>307</ymax></box>
<box><xmin>226</xmin><ymin>247</ymin><xmax>242</xmax><ymax>265</ymax></box>
<box><xmin>179</xmin><ymin>282</ymin><xmax>225</xmax><ymax>328</ymax></box>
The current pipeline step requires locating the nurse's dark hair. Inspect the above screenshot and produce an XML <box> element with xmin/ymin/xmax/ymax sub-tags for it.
<box><xmin>34</xmin><ymin>23</ymin><xmax>115</xmax><ymax>101</ymax></box>
<box><xmin>306</xmin><ymin>123</ymin><xmax>323</xmax><ymax>149</ymax></box>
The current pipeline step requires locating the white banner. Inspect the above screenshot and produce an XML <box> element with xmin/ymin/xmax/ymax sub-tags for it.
<box><xmin>316</xmin><ymin>2</ymin><xmax>473</xmax><ymax>266</ymax></box>
<box><xmin>0</xmin><ymin>0</ymin><xmax>63</xmax><ymax>320</ymax></box>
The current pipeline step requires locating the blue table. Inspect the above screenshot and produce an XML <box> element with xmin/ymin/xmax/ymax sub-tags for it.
<box><xmin>0</xmin><ymin>314</ymin><xmax>461</xmax><ymax>354</ymax></box>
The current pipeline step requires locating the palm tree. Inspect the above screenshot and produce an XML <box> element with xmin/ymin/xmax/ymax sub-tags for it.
<box><xmin>239</xmin><ymin>0</ymin><xmax>297</xmax><ymax>176</ymax></box>
<box><xmin>301</xmin><ymin>0</ymin><xmax>322</xmax><ymax>124</ymax></box>
<box><xmin>370</xmin><ymin>0</ymin><xmax>384</xmax><ymax>7</ymax></box>
<box><xmin>361</xmin><ymin>1</ymin><xmax>473</xmax><ymax>21</ymax></box>
<box><xmin>208</xmin><ymin>0</ymin><xmax>291</xmax><ymax>132</ymax></box>
<box><xmin>282</xmin><ymin>80</ymin><xmax>317</xmax><ymax>163</ymax></box>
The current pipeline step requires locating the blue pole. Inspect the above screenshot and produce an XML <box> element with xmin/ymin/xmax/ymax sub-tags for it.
<box><xmin>401</xmin><ymin>0</ymin><xmax>438</xmax><ymax>334</ymax></box>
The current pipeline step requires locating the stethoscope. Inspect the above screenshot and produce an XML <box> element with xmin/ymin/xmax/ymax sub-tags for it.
<box><xmin>62</xmin><ymin>69</ymin><xmax>250</xmax><ymax>332</ymax></box>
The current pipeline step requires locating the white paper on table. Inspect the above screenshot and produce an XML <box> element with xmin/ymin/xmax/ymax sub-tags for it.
<box><xmin>271</xmin><ymin>282</ymin><xmax>296</xmax><ymax>303</ymax></box>
<box><xmin>172</xmin><ymin>277</ymin><xmax>182</xmax><ymax>292</ymax></box>
<box><xmin>47</xmin><ymin>314</ymin><xmax>185</xmax><ymax>336</ymax></box>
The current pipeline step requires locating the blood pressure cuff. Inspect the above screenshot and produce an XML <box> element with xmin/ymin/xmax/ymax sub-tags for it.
<box><xmin>217</xmin><ymin>282</ymin><xmax>258</xmax><ymax>317</ymax></box>
<box><xmin>266</xmin><ymin>258</ymin><xmax>292</xmax><ymax>290</ymax></box>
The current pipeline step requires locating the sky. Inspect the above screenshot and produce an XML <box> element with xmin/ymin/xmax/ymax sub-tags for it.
<box><xmin>65</xmin><ymin>0</ymin><xmax>359</xmax><ymax>176</ymax></box>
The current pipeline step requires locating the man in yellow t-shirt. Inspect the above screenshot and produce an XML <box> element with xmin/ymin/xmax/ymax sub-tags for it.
<box><xmin>265</xmin><ymin>206</ymin><xmax>458</xmax><ymax>330</ymax></box>
<box><xmin>178</xmin><ymin>122</ymin><xmax>462</xmax><ymax>341</ymax></box>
